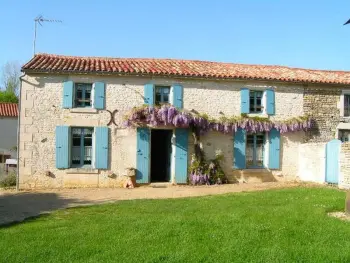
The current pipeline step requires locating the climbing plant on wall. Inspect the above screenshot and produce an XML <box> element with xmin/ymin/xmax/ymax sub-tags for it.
<box><xmin>123</xmin><ymin>104</ymin><xmax>312</xmax><ymax>134</ymax></box>
<box><xmin>124</xmin><ymin>104</ymin><xmax>313</xmax><ymax>185</ymax></box>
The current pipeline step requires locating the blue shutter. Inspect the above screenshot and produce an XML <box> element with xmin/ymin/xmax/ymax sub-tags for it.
<box><xmin>241</xmin><ymin>88</ymin><xmax>250</xmax><ymax>114</ymax></box>
<box><xmin>266</xmin><ymin>89</ymin><xmax>275</xmax><ymax>115</ymax></box>
<box><xmin>144</xmin><ymin>84</ymin><xmax>154</xmax><ymax>105</ymax></box>
<box><xmin>172</xmin><ymin>84</ymin><xmax>183</xmax><ymax>109</ymax></box>
<box><xmin>268</xmin><ymin>128</ymin><xmax>280</xmax><ymax>169</ymax></box>
<box><xmin>175</xmin><ymin>128</ymin><xmax>188</xmax><ymax>184</ymax></box>
<box><xmin>94</xmin><ymin>82</ymin><xmax>105</xmax><ymax>109</ymax></box>
<box><xmin>234</xmin><ymin>128</ymin><xmax>246</xmax><ymax>169</ymax></box>
<box><xmin>63</xmin><ymin>81</ymin><xmax>74</xmax><ymax>108</ymax></box>
<box><xmin>95</xmin><ymin>127</ymin><xmax>109</xmax><ymax>169</ymax></box>
<box><xmin>325</xmin><ymin>139</ymin><xmax>341</xmax><ymax>184</ymax></box>
<box><xmin>136</xmin><ymin>128</ymin><xmax>150</xmax><ymax>183</ymax></box>
<box><xmin>56</xmin><ymin>126</ymin><xmax>70</xmax><ymax>168</ymax></box>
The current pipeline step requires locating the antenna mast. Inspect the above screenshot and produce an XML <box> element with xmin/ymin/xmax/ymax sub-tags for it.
<box><xmin>33</xmin><ymin>15</ymin><xmax>62</xmax><ymax>56</ymax></box>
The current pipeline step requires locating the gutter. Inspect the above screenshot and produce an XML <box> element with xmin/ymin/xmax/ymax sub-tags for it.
<box><xmin>16</xmin><ymin>73</ymin><xmax>25</xmax><ymax>191</ymax></box>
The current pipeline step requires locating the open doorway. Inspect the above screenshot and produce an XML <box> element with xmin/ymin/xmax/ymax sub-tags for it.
<box><xmin>151</xmin><ymin>129</ymin><xmax>172</xmax><ymax>182</ymax></box>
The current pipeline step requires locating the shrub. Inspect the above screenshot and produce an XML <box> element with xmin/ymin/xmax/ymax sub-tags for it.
<box><xmin>0</xmin><ymin>173</ymin><xmax>16</xmax><ymax>188</ymax></box>
<box><xmin>0</xmin><ymin>90</ymin><xmax>18</xmax><ymax>103</ymax></box>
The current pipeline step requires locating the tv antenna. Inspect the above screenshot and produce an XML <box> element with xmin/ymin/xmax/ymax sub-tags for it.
<box><xmin>33</xmin><ymin>15</ymin><xmax>62</xmax><ymax>56</ymax></box>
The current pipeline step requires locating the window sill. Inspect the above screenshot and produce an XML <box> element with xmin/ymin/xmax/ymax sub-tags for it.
<box><xmin>247</xmin><ymin>113</ymin><xmax>268</xmax><ymax>118</ymax></box>
<box><xmin>66</xmin><ymin>168</ymin><xmax>99</xmax><ymax>174</ymax></box>
<box><xmin>70</xmin><ymin>108</ymin><xmax>98</xmax><ymax>114</ymax></box>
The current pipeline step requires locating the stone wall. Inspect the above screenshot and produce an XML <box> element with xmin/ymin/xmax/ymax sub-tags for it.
<box><xmin>303</xmin><ymin>85</ymin><xmax>342</xmax><ymax>142</ymax></box>
<box><xmin>19</xmin><ymin>74</ymin><xmax>307</xmax><ymax>189</ymax></box>
<box><xmin>340</xmin><ymin>143</ymin><xmax>350</xmax><ymax>189</ymax></box>
<box><xmin>298</xmin><ymin>142</ymin><xmax>326</xmax><ymax>183</ymax></box>
<box><xmin>0</xmin><ymin>117</ymin><xmax>18</xmax><ymax>158</ymax></box>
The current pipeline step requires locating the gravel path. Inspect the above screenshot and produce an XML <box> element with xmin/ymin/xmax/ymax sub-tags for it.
<box><xmin>0</xmin><ymin>182</ymin><xmax>300</xmax><ymax>226</ymax></box>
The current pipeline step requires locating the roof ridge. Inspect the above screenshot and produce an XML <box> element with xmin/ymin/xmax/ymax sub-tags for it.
<box><xmin>31</xmin><ymin>53</ymin><xmax>350</xmax><ymax>73</ymax></box>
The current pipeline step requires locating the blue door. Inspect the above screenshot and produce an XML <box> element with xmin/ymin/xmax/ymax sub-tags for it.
<box><xmin>175</xmin><ymin>128</ymin><xmax>188</xmax><ymax>184</ymax></box>
<box><xmin>325</xmin><ymin>139</ymin><xmax>341</xmax><ymax>184</ymax></box>
<box><xmin>136</xmin><ymin>128</ymin><xmax>150</xmax><ymax>183</ymax></box>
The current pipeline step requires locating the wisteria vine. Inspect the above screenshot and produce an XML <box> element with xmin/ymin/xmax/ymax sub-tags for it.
<box><xmin>123</xmin><ymin>105</ymin><xmax>312</xmax><ymax>134</ymax></box>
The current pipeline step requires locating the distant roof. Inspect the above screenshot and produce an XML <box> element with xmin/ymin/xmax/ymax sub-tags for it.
<box><xmin>22</xmin><ymin>53</ymin><xmax>350</xmax><ymax>85</ymax></box>
<box><xmin>0</xmin><ymin>103</ymin><xmax>18</xmax><ymax>117</ymax></box>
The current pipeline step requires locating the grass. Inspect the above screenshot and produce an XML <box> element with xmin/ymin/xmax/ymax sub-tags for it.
<box><xmin>1</xmin><ymin>187</ymin><xmax>350</xmax><ymax>262</ymax></box>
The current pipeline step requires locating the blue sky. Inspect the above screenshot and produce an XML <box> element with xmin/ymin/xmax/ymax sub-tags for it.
<box><xmin>1</xmin><ymin>0</ymin><xmax>350</xmax><ymax>70</ymax></box>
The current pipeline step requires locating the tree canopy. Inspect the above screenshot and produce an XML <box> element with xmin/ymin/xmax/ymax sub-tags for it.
<box><xmin>0</xmin><ymin>61</ymin><xmax>20</xmax><ymax>103</ymax></box>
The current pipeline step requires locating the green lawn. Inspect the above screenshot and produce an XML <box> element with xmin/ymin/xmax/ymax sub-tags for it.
<box><xmin>1</xmin><ymin>187</ymin><xmax>350</xmax><ymax>262</ymax></box>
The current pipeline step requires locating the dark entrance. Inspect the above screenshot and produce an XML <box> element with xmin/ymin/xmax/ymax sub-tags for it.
<box><xmin>151</xmin><ymin>129</ymin><xmax>172</xmax><ymax>182</ymax></box>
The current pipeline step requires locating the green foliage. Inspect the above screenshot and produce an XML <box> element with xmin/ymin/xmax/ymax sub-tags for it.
<box><xmin>189</xmin><ymin>149</ymin><xmax>227</xmax><ymax>184</ymax></box>
<box><xmin>0</xmin><ymin>173</ymin><xmax>16</xmax><ymax>188</ymax></box>
<box><xmin>0</xmin><ymin>187</ymin><xmax>348</xmax><ymax>262</ymax></box>
<box><xmin>0</xmin><ymin>90</ymin><xmax>18</xmax><ymax>103</ymax></box>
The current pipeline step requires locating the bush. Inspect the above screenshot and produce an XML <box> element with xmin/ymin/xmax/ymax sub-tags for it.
<box><xmin>0</xmin><ymin>90</ymin><xmax>18</xmax><ymax>103</ymax></box>
<box><xmin>0</xmin><ymin>173</ymin><xmax>16</xmax><ymax>188</ymax></box>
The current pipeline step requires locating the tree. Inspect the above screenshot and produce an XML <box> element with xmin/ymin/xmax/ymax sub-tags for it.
<box><xmin>0</xmin><ymin>61</ymin><xmax>20</xmax><ymax>103</ymax></box>
<box><xmin>1</xmin><ymin>61</ymin><xmax>20</xmax><ymax>94</ymax></box>
<box><xmin>0</xmin><ymin>90</ymin><xmax>18</xmax><ymax>103</ymax></box>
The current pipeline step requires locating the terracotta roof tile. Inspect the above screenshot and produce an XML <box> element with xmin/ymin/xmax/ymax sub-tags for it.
<box><xmin>21</xmin><ymin>53</ymin><xmax>350</xmax><ymax>85</ymax></box>
<box><xmin>0</xmin><ymin>103</ymin><xmax>18</xmax><ymax>117</ymax></box>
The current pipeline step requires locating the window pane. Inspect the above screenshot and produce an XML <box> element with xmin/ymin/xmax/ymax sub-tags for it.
<box><xmin>163</xmin><ymin>93</ymin><xmax>169</xmax><ymax>103</ymax></box>
<box><xmin>72</xmin><ymin>137</ymin><xmax>81</xmax><ymax>146</ymax></box>
<box><xmin>345</xmin><ymin>95</ymin><xmax>350</xmax><ymax>117</ymax></box>
<box><xmin>72</xmin><ymin>146</ymin><xmax>81</xmax><ymax>165</ymax></box>
<box><xmin>155</xmin><ymin>89</ymin><xmax>162</xmax><ymax>105</ymax></box>
<box><xmin>85</xmin><ymin>87</ymin><xmax>92</xmax><ymax>106</ymax></box>
<box><xmin>246</xmin><ymin>135</ymin><xmax>254</xmax><ymax>167</ymax></box>
<box><xmin>256</xmin><ymin>134</ymin><xmax>264</xmax><ymax>167</ymax></box>
<box><xmin>249</xmin><ymin>97</ymin><xmax>255</xmax><ymax>112</ymax></box>
<box><xmin>84</xmin><ymin>138</ymin><xmax>92</xmax><ymax>147</ymax></box>
<box><xmin>84</xmin><ymin>146</ymin><xmax>92</xmax><ymax>165</ymax></box>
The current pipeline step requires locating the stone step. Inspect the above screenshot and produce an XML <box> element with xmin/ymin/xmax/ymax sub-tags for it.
<box><xmin>228</xmin><ymin>169</ymin><xmax>283</xmax><ymax>183</ymax></box>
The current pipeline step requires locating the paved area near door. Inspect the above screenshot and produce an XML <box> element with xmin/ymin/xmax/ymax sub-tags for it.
<box><xmin>0</xmin><ymin>182</ymin><xmax>301</xmax><ymax>226</ymax></box>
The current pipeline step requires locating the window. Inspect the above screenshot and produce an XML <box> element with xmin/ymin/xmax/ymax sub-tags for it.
<box><xmin>249</xmin><ymin>91</ymin><xmax>263</xmax><ymax>113</ymax></box>
<box><xmin>339</xmin><ymin>129</ymin><xmax>350</xmax><ymax>142</ymax></box>
<box><xmin>0</xmin><ymin>154</ymin><xmax>11</xmax><ymax>164</ymax></box>
<box><xmin>155</xmin><ymin>86</ymin><xmax>170</xmax><ymax>105</ymax></box>
<box><xmin>246</xmin><ymin>133</ymin><xmax>265</xmax><ymax>168</ymax></box>
<box><xmin>71</xmin><ymin>128</ymin><xmax>93</xmax><ymax>167</ymax></box>
<box><xmin>345</xmin><ymin>95</ymin><xmax>350</xmax><ymax>117</ymax></box>
<box><xmin>75</xmin><ymin>83</ymin><xmax>92</xmax><ymax>107</ymax></box>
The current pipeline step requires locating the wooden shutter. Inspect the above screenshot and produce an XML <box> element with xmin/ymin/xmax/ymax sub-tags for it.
<box><xmin>240</xmin><ymin>88</ymin><xmax>250</xmax><ymax>114</ymax></box>
<box><xmin>175</xmin><ymin>128</ymin><xmax>188</xmax><ymax>184</ymax></box>
<box><xmin>234</xmin><ymin>128</ymin><xmax>246</xmax><ymax>169</ymax></box>
<box><xmin>63</xmin><ymin>81</ymin><xmax>74</xmax><ymax>108</ymax></box>
<box><xmin>136</xmin><ymin>128</ymin><xmax>150</xmax><ymax>183</ymax></box>
<box><xmin>56</xmin><ymin>126</ymin><xmax>70</xmax><ymax>168</ymax></box>
<box><xmin>144</xmin><ymin>84</ymin><xmax>154</xmax><ymax>105</ymax></box>
<box><xmin>172</xmin><ymin>84</ymin><xmax>183</xmax><ymax>109</ymax></box>
<box><xmin>94</xmin><ymin>82</ymin><xmax>105</xmax><ymax>109</ymax></box>
<box><xmin>268</xmin><ymin>128</ymin><xmax>280</xmax><ymax>169</ymax></box>
<box><xmin>95</xmin><ymin>127</ymin><xmax>109</xmax><ymax>169</ymax></box>
<box><xmin>266</xmin><ymin>89</ymin><xmax>275</xmax><ymax>115</ymax></box>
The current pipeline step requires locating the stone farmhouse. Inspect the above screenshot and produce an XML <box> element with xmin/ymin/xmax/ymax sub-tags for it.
<box><xmin>18</xmin><ymin>53</ymin><xmax>350</xmax><ymax>189</ymax></box>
